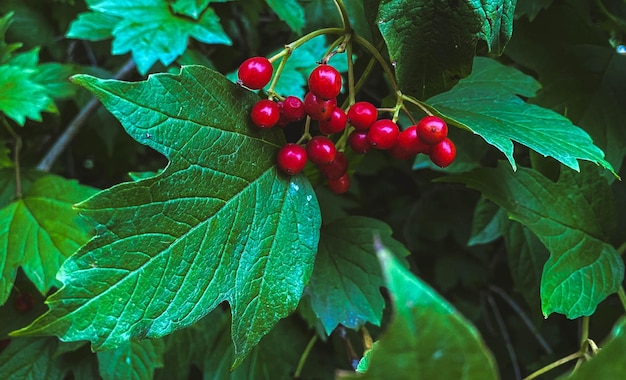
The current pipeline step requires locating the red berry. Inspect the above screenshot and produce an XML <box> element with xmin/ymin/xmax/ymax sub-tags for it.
<box><xmin>347</xmin><ymin>102</ymin><xmax>378</xmax><ymax>130</ymax></box>
<box><xmin>277</xmin><ymin>144</ymin><xmax>307</xmax><ymax>175</ymax></box>
<box><xmin>238</xmin><ymin>57</ymin><xmax>273</xmax><ymax>90</ymax></box>
<box><xmin>416</xmin><ymin>116</ymin><xmax>448</xmax><ymax>145</ymax></box>
<box><xmin>319</xmin><ymin>151</ymin><xmax>348</xmax><ymax>180</ymax></box>
<box><xmin>251</xmin><ymin>99</ymin><xmax>280</xmax><ymax>128</ymax></box>
<box><xmin>308</xmin><ymin>64</ymin><xmax>342</xmax><ymax>100</ymax></box>
<box><xmin>327</xmin><ymin>173</ymin><xmax>350</xmax><ymax>194</ymax></box>
<box><xmin>389</xmin><ymin>144</ymin><xmax>414</xmax><ymax>160</ymax></box>
<box><xmin>282</xmin><ymin>96</ymin><xmax>305</xmax><ymax>122</ymax></box>
<box><xmin>304</xmin><ymin>92</ymin><xmax>336</xmax><ymax>121</ymax></box>
<box><xmin>319</xmin><ymin>107</ymin><xmax>347</xmax><ymax>135</ymax></box>
<box><xmin>306</xmin><ymin>136</ymin><xmax>337</xmax><ymax>166</ymax></box>
<box><xmin>348</xmin><ymin>130</ymin><xmax>370</xmax><ymax>154</ymax></box>
<box><xmin>367</xmin><ymin>119</ymin><xmax>399</xmax><ymax>150</ymax></box>
<box><xmin>397</xmin><ymin>126</ymin><xmax>429</xmax><ymax>155</ymax></box>
<box><xmin>14</xmin><ymin>293</ymin><xmax>34</xmax><ymax>314</ymax></box>
<box><xmin>429</xmin><ymin>138</ymin><xmax>456</xmax><ymax>168</ymax></box>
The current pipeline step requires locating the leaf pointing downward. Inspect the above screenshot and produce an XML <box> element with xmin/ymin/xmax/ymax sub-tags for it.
<box><xmin>14</xmin><ymin>66</ymin><xmax>321</xmax><ymax>367</ymax></box>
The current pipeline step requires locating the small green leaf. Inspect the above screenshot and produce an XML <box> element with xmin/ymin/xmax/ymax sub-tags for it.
<box><xmin>371</xmin><ymin>0</ymin><xmax>515</xmax><ymax>99</ymax></box>
<box><xmin>342</xmin><ymin>247</ymin><xmax>498</xmax><ymax>379</ymax></box>
<box><xmin>0</xmin><ymin>12</ymin><xmax>22</xmax><ymax>63</ymax></box>
<box><xmin>468</xmin><ymin>198</ymin><xmax>505</xmax><ymax>246</ymax></box>
<box><xmin>14</xmin><ymin>67</ymin><xmax>321</xmax><ymax>367</ymax></box>
<box><xmin>0</xmin><ymin>65</ymin><xmax>56</xmax><ymax>125</ymax></box>
<box><xmin>0</xmin><ymin>337</ymin><xmax>65</xmax><ymax>380</ymax></box>
<box><xmin>66</xmin><ymin>12</ymin><xmax>120</xmax><ymax>41</ymax></box>
<box><xmin>171</xmin><ymin>0</ymin><xmax>211</xmax><ymax>19</ymax></box>
<box><xmin>304</xmin><ymin>216</ymin><xmax>409</xmax><ymax>335</ymax></box>
<box><xmin>563</xmin><ymin>318</ymin><xmax>626</xmax><ymax>379</ymax></box>
<box><xmin>428</xmin><ymin>57</ymin><xmax>613</xmax><ymax>174</ymax></box>
<box><xmin>97</xmin><ymin>339</ymin><xmax>165</xmax><ymax>380</ymax></box>
<box><xmin>67</xmin><ymin>0</ymin><xmax>231</xmax><ymax>74</ymax></box>
<box><xmin>445</xmin><ymin>163</ymin><xmax>623</xmax><ymax>318</ymax></box>
<box><xmin>0</xmin><ymin>175</ymin><xmax>97</xmax><ymax>305</ymax></box>
<box><xmin>265</xmin><ymin>0</ymin><xmax>305</xmax><ymax>33</ymax></box>
<box><xmin>32</xmin><ymin>63</ymin><xmax>77</xmax><ymax>99</ymax></box>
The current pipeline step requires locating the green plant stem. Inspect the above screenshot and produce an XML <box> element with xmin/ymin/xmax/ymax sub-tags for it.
<box><xmin>294</xmin><ymin>334</ymin><xmax>318</xmax><ymax>379</ymax></box>
<box><xmin>270</xmin><ymin>28</ymin><xmax>345</xmax><ymax>63</ymax></box>
<box><xmin>2</xmin><ymin>117</ymin><xmax>22</xmax><ymax>198</ymax></box>
<box><xmin>346</xmin><ymin>35</ymin><xmax>356</xmax><ymax>106</ymax></box>
<box><xmin>523</xmin><ymin>352</ymin><xmax>584</xmax><ymax>380</ymax></box>
<box><xmin>574</xmin><ymin>316</ymin><xmax>590</xmax><ymax>370</ymax></box>
<box><xmin>333</xmin><ymin>0</ymin><xmax>352</xmax><ymax>33</ymax></box>
<box><xmin>353</xmin><ymin>34</ymin><xmax>399</xmax><ymax>92</ymax></box>
<box><xmin>37</xmin><ymin>57</ymin><xmax>136</xmax><ymax>172</ymax></box>
<box><xmin>400</xmin><ymin>94</ymin><xmax>434</xmax><ymax>116</ymax></box>
<box><xmin>266</xmin><ymin>53</ymin><xmax>291</xmax><ymax>99</ymax></box>
<box><xmin>296</xmin><ymin>116</ymin><xmax>312</xmax><ymax>145</ymax></box>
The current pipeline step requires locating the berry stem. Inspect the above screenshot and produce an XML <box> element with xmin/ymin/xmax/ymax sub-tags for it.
<box><xmin>333</xmin><ymin>0</ymin><xmax>352</xmax><ymax>33</ymax></box>
<box><xmin>296</xmin><ymin>116</ymin><xmax>313</xmax><ymax>145</ymax></box>
<box><xmin>269</xmin><ymin>28</ymin><xmax>345</xmax><ymax>63</ymax></box>
<box><xmin>346</xmin><ymin>34</ymin><xmax>356</xmax><ymax>106</ymax></box>
<box><xmin>353</xmin><ymin>34</ymin><xmax>399</xmax><ymax>92</ymax></box>
<box><xmin>266</xmin><ymin>52</ymin><xmax>291</xmax><ymax>99</ymax></box>
<box><xmin>400</xmin><ymin>93</ymin><xmax>435</xmax><ymax>116</ymax></box>
<box><xmin>294</xmin><ymin>334</ymin><xmax>318</xmax><ymax>378</ymax></box>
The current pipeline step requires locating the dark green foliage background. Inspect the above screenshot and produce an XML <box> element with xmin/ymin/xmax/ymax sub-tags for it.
<box><xmin>1</xmin><ymin>0</ymin><xmax>626</xmax><ymax>379</ymax></box>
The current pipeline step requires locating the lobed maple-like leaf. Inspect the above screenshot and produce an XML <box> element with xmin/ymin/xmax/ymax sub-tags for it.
<box><xmin>66</xmin><ymin>0</ymin><xmax>232</xmax><ymax>74</ymax></box>
<box><xmin>446</xmin><ymin>163</ymin><xmax>623</xmax><ymax>318</ymax></box>
<box><xmin>13</xmin><ymin>66</ymin><xmax>321</xmax><ymax>367</ymax></box>
<box><xmin>303</xmin><ymin>216</ymin><xmax>409</xmax><ymax>335</ymax></box>
<box><xmin>0</xmin><ymin>174</ymin><xmax>96</xmax><ymax>305</ymax></box>
<box><xmin>97</xmin><ymin>339</ymin><xmax>165</xmax><ymax>380</ymax></box>
<box><xmin>428</xmin><ymin>57</ymin><xmax>614</xmax><ymax>174</ymax></box>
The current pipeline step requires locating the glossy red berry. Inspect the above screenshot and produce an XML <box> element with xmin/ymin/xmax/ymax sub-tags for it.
<box><xmin>308</xmin><ymin>64</ymin><xmax>342</xmax><ymax>100</ymax></box>
<box><xmin>306</xmin><ymin>136</ymin><xmax>337</xmax><ymax>166</ymax></box>
<box><xmin>367</xmin><ymin>119</ymin><xmax>399</xmax><ymax>150</ymax></box>
<box><xmin>238</xmin><ymin>57</ymin><xmax>273</xmax><ymax>90</ymax></box>
<box><xmin>347</xmin><ymin>102</ymin><xmax>378</xmax><ymax>130</ymax></box>
<box><xmin>282</xmin><ymin>96</ymin><xmax>305</xmax><ymax>122</ymax></box>
<box><xmin>319</xmin><ymin>107</ymin><xmax>347</xmax><ymax>135</ymax></box>
<box><xmin>277</xmin><ymin>144</ymin><xmax>307</xmax><ymax>175</ymax></box>
<box><xmin>397</xmin><ymin>126</ymin><xmax>429</xmax><ymax>155</ymax></box>
<box><xmin>319</xmin><ymin>151</ymin><xmax>348</xmax><ymax>180</ymax></box>
<box><xmin>416</xmin><ymin>116</ymin><xmax>448</xmax><ymax>145</ymax></box>
<box><xmin>429</xmin><ymin>138</ymin><xmax>456</xmax><ymax>168</ymax></box>
<box><xmin>304</xmin><ymin>92</ymin><xmax>336</xmax><ymax>121</ymax></box>
<box><xmin>251</xmin><ymin>99</ymin><xmax>280</xmax><ymax>128</ymax></box>
<box><xmin>327</xmin><ymin>173</ymin><xmax>350</xmax><ymax>194</ymax></box>
<box><xmin>348</xmin><ymin>130</ymin><xmax>370</xmax><ymax>154</ymax></box>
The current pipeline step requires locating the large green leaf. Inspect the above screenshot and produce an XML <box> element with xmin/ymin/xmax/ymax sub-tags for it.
<box><xmin>66</xmin><ymin>0</ymin><xmax>232</xmax><ymax>74</ymax></box>
<box><xmin>0</xmin><ymin>175</ymin><xmax>97</xmax><ymax>305</ymax></box>
<box><xmin>344</xmin><ymin>246</ymin><xmax>498</xmax><ymax>379</ymax></box>
<box><xmin>97</xmin><ymin>339</ymin><xmax>165</xmax><ymax>380</ymax></box>
<box><xmin>445</xmin><ymin>163</ymin><xmax>623</xmax><ymax>318</ymax></box>
<box><xmin>369</xmin><ymin>0</ymin><xmax>515</xmax><ymax>99</ymax></box>
<box><xmin>303</xmin><ymin>216</ymin><xmax>409</xmax><ymax>335</ymax></box>
<box><xmin>563</xmin><ymin>318</ymin><xmax>626</xmax><ymax>379</ymax></box>
<box><xmin>14</xmin><ymin>66</ymin><xmax>321</xmax><ymax>367</ymax></box>
<box><xmin>427</xmin><ymin>57</ymin><xmax>613</xmax><ymax>173</ymax></box>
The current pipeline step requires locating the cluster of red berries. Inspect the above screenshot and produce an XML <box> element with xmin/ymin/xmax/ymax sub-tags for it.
<box><xmin>237</xmin><ymin>56</ymin><xmax>456</xmax><ymax>193</ymax></box>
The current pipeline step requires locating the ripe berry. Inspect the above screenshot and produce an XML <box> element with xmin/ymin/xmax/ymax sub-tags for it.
<box><xmin>306</xmin><ymin>136</ymin><xmax>337</xmax><ymax>166</ymax></box>
<box><xmin>277</xmin><ymin>144</ymin><xmax>307</xmax><ymax>175</ymax></box>
<box><xmin>238</xmin><ymin>57</ymin><xmax>273</xmax><ymax>90</ymax></box>
<box><xmin>429</xmin><ymin>138</ymin><xmax>456</xmax><ymax>168</ymax></box>
<box><xmin>416</xmin><ymin>116</ymin><xmax>448</xmax><ymax>145</ymax></box>
<box><xmin>282</xmin><ymin>96</ymin><xmax>305</xmax><ymax>122</ymax></box>
<box><xmin>319</xmin><ymin>151</ymin><xmax>348</xmax><ymax>180</ymax></box>
<box><xmin>347</xmin><ymin>102</ymin><xmax>378</xmax><ymax>130</ymax></box>
<box><xmin>397</xmin><ymin>126</ymin><xmax>429</xmax><ymax>155</ymax></box>
<box><xmin>348</xmin><ymin>130</ymin><xmax>370</xmax><ymax>154</ymax></box>
<box><xmin>327</xmin><ymin>173</ymin><xmax>350</xmax><ymax>194</ymax></box>
<box><xmin>319</xmin><ymin>107</ymin><xmax>347</xmax><ymax>135</ymax></box>
<box><xmin>367</xmin><ymin>119</ymin><xmax>399</xmax><ymax>150</ymax></box>
<box><xmin>389</xmin><ymin>144</ymin><xmax>414</xmax><ymax>160</ymax></box>
<box><xmin>308</xmin><ymin>64</ymin><xmax>342</xmax><ymax>100</ymax></box>
<box><xmin>14</xmin><ymin>293</ymin><xmax>34</xmax><ymax>314</ymax></box>
<box><xmin>251</xmin><ymin>99</ymin><xmax>280</xmax><ymax>129</ymax></box>
<box><xmin>304</xmin><ymin>92</ymin><xmax>336</xmax><ymax>121</ymax></box>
